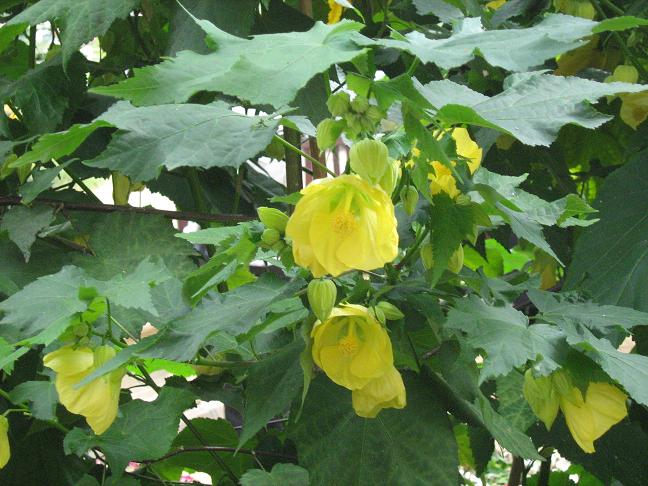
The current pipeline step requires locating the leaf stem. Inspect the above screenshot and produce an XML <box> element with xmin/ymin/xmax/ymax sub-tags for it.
<box><xmin>274</xmin><ymin>135</ymin><xmax>336</xmax><ymax>177</ymax></box>
<box><xmin>28</xmin><ymin>25</ymin><xmax>36</xmax><ymax>69</ymax></box>
<box><xmin>395</xmin><ymin>226</ymin><xmax>430</xmax><ymax>271</ymax></box>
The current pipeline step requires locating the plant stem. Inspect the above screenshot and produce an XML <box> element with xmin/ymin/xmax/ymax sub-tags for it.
<box><xmin>600</xmin><ymin>0</ymin><xmax>625</xmax><ymax>16</ymax></box>
<box><xmin>138</xmin><ymin>445</ymin><xmax>296</xmax><ymax>464</ymax></box>
<box><xmin>395</xmin><ymin>226</ymin><xmax>430</xmax><ymax>271</ymax></box>
<box><xmin>186</xmin><ymin>168</ymin><xmax>209</xmax><ymax>214</ymax></box>
<box><xmin>232</xmin><ymin>165</ymin><xmax>246</xmax><ymax>213</ymax></box>
<box><xmin>194</xmin><ymin>357</ymin><xmax>255</xmax><ymax>368</ymax></box>
<box><xmin>507</xmin><ymin>456</ymin><xmax>525</xmax><ymax>486</ymax></box>
<box><xmin>274</xmin><ymin>135</ymin><xmax>335</xmax><ymax>178</ymax></box>
<box><xmin>136</xmin><ymin>365</ymin><xmax>239</xmax><ymax>483</ymax></box>
<box><xmin>28</xmin><ymin>25</ymin><xmax>36</xmax><ymax>69</ymax></box>
<box><xmin>282</xmin><ymin>129</ymin><xmax>305</xmax><ymax>196</ymax></box>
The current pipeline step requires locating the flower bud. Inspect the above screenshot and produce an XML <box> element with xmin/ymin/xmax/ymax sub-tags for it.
<box><xmin>316</xmin><ymin>118</ymin><xmax>345</xmax><ymax>150</ymax></box>
<box><xmin>112</xmin><ymin>172</ymin><xmax>131</xmax><ymax>206</ymax></box>
<box><xmin>448</xmin><ymin>245</ymin><xmax>464</xmax><ymax>273</ymax></box>
<box><xmin>350</xmin><ymin>96</ymin><xmax>370</xmax><ymax>114</ymax></box>
<box><xmin>73</xmin><ymin>323</ymin><xmax>89</xmax><ymax>337</ymax></box>
<box><xmin>327</xmin><ymin>92</ymin><xmax>351</xmax><ymax>117</ymax></box>
<box><xmin>0</xmin><ymin>415</ymin><xmax>9</xmax><ymax>469</ymax></box>
<box><xmin>376</xmin><ymin>301</ymin><xmax>404</xmax><ymax>320</ymax></box>
<box><xmin>370</xmin><ymin>305</ymin><xmax>386</xmax><ymax>324</ymax></box>
<box><xmin>307</xmin><ymin>279</ymin><xmax>337</xmax><ymax>322</ymax></box>
<box><xmin>349</xmin><ymin>139</ymin><xmax>390</xmax><ymax>185</ymax></box>
<box><xmin>400</xmin><ymin>185</ymin><xmax>419</xmax><ymax>216</ymax></box>
<box><xmin>420</xmin><ymin>242</ymin><xmax>434</xmax><ymax>270</ymax></box>
<box><xmin>523</xmin><ymin>369</ymin><xmax>560</xmax><ymax>430</ymax></box>
<box><xmin>606</xmin><ymin>65</ymin><xmax>639</xmax><ymax>84</ymax></box>
<box><xmin>271</xmin><ymin>240</ymin><xmax>286</xmax><ymax>253</ymax></box>
<box><xmin>455</xmin><ymin>194</ymin><xmax>472</xmax><ymax>206</ymax></box>
<box><xmin>257</xmin><ymin>207</ymin><xmax>289</xmax><ymax>233</ymax></box>
<box><xmin>262</xmin><ymin>228</ymin><xmax>281</xmax><ymax>246</ymax></box>
<box><xmin>378</xmin><ymin>159</ymin><xmax>400</xmax><ymax>196</ymax></box>
<box><xmin>365</xmin><ymin>105</ymin><xmax>384</xmax><ymax>124</ymax></box>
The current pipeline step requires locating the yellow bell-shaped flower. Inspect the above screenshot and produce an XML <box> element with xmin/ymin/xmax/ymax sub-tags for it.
<box><xmin>311</xmin><ymin>304</ymin><xmax>394</xmax><ymax>390</ymax></box>
<box><xmin>44</xmin><ymin>345</ymin><xmax>126</xmax><ymax>435</ymax></box>
<box><xmin>285</xmin><ymin>175</ymin><xmax>398</xmax><ymax>277</ymax></box>
<box><xmin>352</xmin><ymin>366</ymin><xmax>406</xmax><ymax>418</ymax></box>
<box><xmin>0</xmin><ymin>416</ymin><xmax>9</xmax><ymax>469</ymax></box>
<box><xmin>560</xmin><ymin>382</ymin><xmax>628</xmax><ymax>453</ymax></box>
<box><xmin>620</xmin><ymin>92</ymin><xmax>648</xmax><ymax>130</ymax></box>
<box><xmin>523</xmin><ymin>370</ymin><xmax>560</xmax><ymax>430</ymax></box>
<box><xmin>429</xmin><ymin>128</ymin><xmax>482</xmax><ymax>199</ymax></box>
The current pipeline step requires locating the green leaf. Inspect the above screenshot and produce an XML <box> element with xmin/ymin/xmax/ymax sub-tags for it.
<box><xmin>8</xmin><ymin>0</ymin><xmax>139</xmax><ymax>64</ymax></box>
<box><xmin>239</xmin><ymin>340</ymin><xmax>304</xmax><ymax>447</ymax></box>
<box><xmin>18</xmin><ymin>162</ymin><xmax>70</xmax><ymax>204</ymax></box>
<box><xmin>529</xmin><ymin>289</ymin><xmax>648</xmax><ymax>332</ymax></box>
<box><xmin>0</xmin><ymin>54</ymin><xmax>85</xmax><ymax>133</ymax></box>
<box><xmin>8</xmin><ymin>380</ymin><xmax>58</xmax><ymax>421</ymax></box>
<box><xmin>0</xmin><ymin>23</ymin><xmax>27</xmax><ymax>55</ymax></box>
<box><xmin>240</xmin><ymin>464</ymin><xmax>309</xmax><ymax>486</ymax></box>
<box><xmin>64</xmin><ymin>387</ymin><xmax>196</xmax><ymax>478</ymax></box>
<box><xmin>91</xmin><ymin>20</ymin><xmax>368</xmax><ymax>108</ymax></box>
<box><xmin>592</xmin><ymin>16</ymin><xmax>648</xmax><ymax>33</ymax></box>
<box><xmin>371</xmin><ymin>14</ymin><xmax>648</xmax><ymax>72</ymax></box>
<box><xmin>445</xmin><ymin>296</ymin><xmax>567</xmax><ymax>380</ymax></box>
<box><xmin>156</xmin><ymin>418</ymin><xmax>255</xmax><ymax>483</ymax></box>
<box><xmin>566</xmin><ymin>155</ymin><xmax>648</xmax><ymax>311</ymax></box>
<box><xmin>495</xmin><ymin>371</ymin><xmax>536</xmax><ymax>432</ymax></box>
<box><xmin>0</xmin><ymin>205</ymin><xmax>55</xmax><ymax>261</ymax></box>
<box><xmin>176</xmin><ymin>225</ymin><xmax>247</xmax><ymax>245</ymax></box>
<box><xmin>414</xmin><ymin>73</ymin><xmax>648</xmax><ymax>146</ymax></box>
<box><xmin>289</xmin><ymin>374</ymin><xmax>459</xmax><ymax>485</ymax></box>
<box><xmin>84</xmin><ymin>101</ymin><xmax>279</xmax><ymax>181</ymax></box>
<box><xmin>412</xmin><ymin>0</ymin><xmax>463</xmax><ymax>22</ymax></box>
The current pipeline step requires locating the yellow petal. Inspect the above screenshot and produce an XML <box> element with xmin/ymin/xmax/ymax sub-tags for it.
<box><xmin>352</xmin><ymin>367</ymin><xmax>406</xmax><ymax>418</ymax></box>
<box><xmin>452</xmin><ymin>128</ymin><xmax>482</xmax><ymax>174</ymax></box>
<box><xmin>0</xmin><ymin>416</ymin><xmax>9</xmax><ymax>469</ymax></box>
<box><xmin>43</xmin><ymin>346</ymin><xmax>94</xmax><ymax>375</ymax></box>
<box><xmin>523</xmin><ymin>370</ymin><xmax>560</xmax><ymax>430</ymax></box>
<box><xmin>586</xmin><ymin>383</ymin><xmax>628</xmax><ymax>439</ymax></box>
<box><xmin>560</xmin><ymin>386</ymin><xmax>597</xmax><ymax>453</ymax></box>
<box><xmin>620</xmin><ymin>92</ymin><xmax>648</xmax><ymax>130</ymax></box>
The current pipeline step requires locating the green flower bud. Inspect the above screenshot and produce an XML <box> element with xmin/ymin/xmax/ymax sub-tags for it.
<box><xmin>307</xmin><ymin>279</ymin><xmax>337</xmax><ymax>322</ymax></box>
<box><xmin>400</xmin><ymin>185</ymin><xmax>419</xmax><ymax>216</ymax></box>
<box><xmin>271</xmin><ymin>239</ymin><xmax>286</xmax><ymax>252</ymax></box>
<box><xmin>376</xmin><ymin>301</ymin><xmax>404</xmax><ymax>320</ymax></box>
<box><xmin>365</xmin><ymin>105</ymin><xmax>384</xmax><ymax>124</ymax></box>
<box><xmin>421</xmin><ymin>242</ymin><xmax>434</xmax><ymax>270</ymax></box>
<box><xmin>448</xmin><ymin>245</ymin><xmax>464</xmax><ymax>273</ymax></box>
<box><xmin>523</xmin><ymin>369</ymin><xmax>560</xmax><ymax>430</ymax></box>
<box><xmin>350</xmin><ymin>96</ymin><xmax>370</xmax><ymax>114</ymax></box>
<box><xmin>112</xmin><ymin>172</ymin><xmax>131</xmax><ymax>206</ymax></box>
<box><xmin>349</xmin><ymin>139</ymin><xmax>390</xmax><ymax>185</ymax></box>
<box><xmin>455</xmin><ymin>194</ymin><xmax>472</xmax><ymax>206</ymax></box>
<box><xmin>262</xmin><ymin>228</ymin><xmax>281</xmax><ymax>246</ymax></box>
<box><xmin>608</xmin><ymin>65</ymin><xmax>639</xmax><ymax>84</ymax></box>
<box><xmin>327</xmin><ymin>92</ymin><xmax>351</xmax><ymax>117</ymax></box>
<box><xmin>379</xmin><ymin>159</ymin><xmax>400</xmax><ymax>196</ymax></box>
<box><xmin>370</xmin><ymin>305</ymin><xmax>386</xmax><ymax>324</ymax></box>
<box><xmin>316</xmin><ymin>118</ymin><xmax>345</xmax><ymax>150</ymax></box>
<box><xmin>257</xmin><ymin>207</ymin><xmax>289</xmax><ymax>233</ymax></box>
<box><xmin>73</xmin><ymin>323</ymin><xmax>89</xmax><ymax>338</ymax></box>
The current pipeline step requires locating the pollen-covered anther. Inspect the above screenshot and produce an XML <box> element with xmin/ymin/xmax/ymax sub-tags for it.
<box><xmin>332</xmin><ymin>212</ymin><xmax>357</xmax><ymax>235</ymax></box>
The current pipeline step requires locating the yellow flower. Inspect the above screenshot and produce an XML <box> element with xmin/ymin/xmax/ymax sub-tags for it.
<box><xmin>429</xmin><ymin>128</ymin><xmax>482</xmax><ymax>199</ymax></box>
<box><xmin>486</xmin><ymin>0</ymin><xmax>506</xmax><ymax>9</ymax></box>
<box><xmin>620</xmin><ymin>92</ymin><xmax>648</xmax><ymax>129</ymax></box>
<box><xmin>44</xmin><ymin>345</ymin><xmax>125</xmax><ymax>435</ymax></box>
<box><xmin>352</xmin><ymin>366</ymin><xmax>406</xmax><ymax>418</ymax></box>
<box><xmin>327</xmin><ymin>0</ymin><xmax>352</xmax><ymax>24</ymax></box>
<box><xmin>311</xmin><ymin>304</ymin><xmax>394</xmax><ymax>390</ymax></box>
<box><xmin>285</xmin><ymin>175</ymin><xmax>398</xmax><ymax>277</ymax></box>
<box><xmin>524</xmin><ymin>369</ymin><xmax>628</xmax><ymax>453</ymax></box>
<box><xmin>0</xmin><ymin>416</ymin><xmax>9</xmax><ymax>469</ymax></box>
<box><xmin>560</xmin><ymin>382</ymin><xmax>628</xmax><ymax>453</ymax></box>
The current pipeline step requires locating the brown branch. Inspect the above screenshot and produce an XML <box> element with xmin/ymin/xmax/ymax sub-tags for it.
<box><xmin>136</xmin><ymin>445</ymin><xmax>296</xmax><ymax>465</ymax></box>
<box><xmin>0</xmin><ymin>196</ymin><xmax>254</xmax><ymax>223</ymax></box>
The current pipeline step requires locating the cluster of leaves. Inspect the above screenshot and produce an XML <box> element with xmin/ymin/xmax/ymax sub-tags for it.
<box><xmin>1</xmin><ymin>0</ymin><xmax>648</xmax><ymax>485</ymax></box>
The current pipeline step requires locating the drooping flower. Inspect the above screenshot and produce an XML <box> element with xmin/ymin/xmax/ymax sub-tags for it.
<box><xmin>560</xmin><ymin>382</ymin><xmax>628</xmax><ymax>453</ymax></box>
<box><xmin>352</xmin><ymin>366</ymin><xmax>406</xmax><ymax>418</ymax></box>
<box><xmin>44</xmin><ymin>345</ymin><xmax>126</xmax><ymax>435</ymax></box>
<box><xmin>429</xmin><ymin>128</ymin><xmax>482</xmax><ymax>199</ymax></box>
<box><xmin>285</xmin><ymin>174</ymin><xmax>398</xmax><ymax>277</ymax></box>
<box><xmin>523</xmin><ymin>369</ymin><xmax>628</xmax><ymax>453</ymax></box>
<box><xmin>0</xmin><ymin>416</ymin><xmax>9</xmax><ymax>469</ymax></box>
<box><xmin>327</xmin><ymin>0</ymin><xmax>352</xmax><ymax>24</ymax></box>
<box><xmin>311</xmin><ymin>304</ymin><xmax>394</xmax><ymax>390</ymax></box>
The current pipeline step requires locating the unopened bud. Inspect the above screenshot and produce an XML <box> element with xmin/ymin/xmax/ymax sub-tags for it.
<box><xmin>448</xmin><ymin>245</ymin><xmax>464</xmax><ymax>273</ymax></box>
<box><xmin>455</xmin><ymin>194</ymin><xmax>471</xmax><ymax>206</ymax></box>
<box><xmin>349</xmin><ymin>139</ymin><xmax>390</xmax><ymax>185</ymax></box>
<box><xmin>379</xmin><ymin>159</ymin><xmax>400</xmax><ymax>196</ymax></box>
<box><xmin>307</xmin><ymin>279</ymin><xmax>337</xmax><ymax>322</ymax></box>
<box><xmin>523</xmin><ymin>369</ymin><xmax>560</xmax><ymax>430</ymax></box>
<box><xmin>262</xmin><ymin>228</ymin><xmax>281</xmax><ymax>246</ymax></box>
<box><xmin>73</xmin><ymin>323</ymin><xmax>89</xmax><ymax>337</ymax></box>
<box><xmin>608</xmin><ymin>65</ymin><xmax>639</xmax><ymax>84</ymax></box>
<box><xmin>271</xmin><ymin>240</ymin><xmax>286</xmax><ymax>253</ymax></box>
<box><xmin>327</xmin><ymin>92</ymin><xmax>351</xmax><ymax>117</ymax></box>
<box><xmin>420</xmin><ymin>242</ymin><xmax>434</xmax><ymax>270</ymax></box>
<box><xmin>369</xmin><ymin>305</ymin><xmax>386</xmax><ymax>324</ymax></box>
<box><xmin>400</xmin><ymin>185</ymin><xmax>419</xmax><ymax>215</ymax></box>
<box><xmin>257</xmin><ymin>207</ymin><xmax>289</xmax><ymax>233</ymax></box>
<box><xmin>112</xmin><ymin>172</ymin><xmax>131</xmax><ymax>206</ymax></box>
<box><xmin>376</xmin><ymin>301</ymin><xmax>404</xmax><ymax>320</ymax></box>
<box><xmin>365</xmin><ymin>105</ymin><xmax>384</xmax><ymax>124</ymax></box>
<box><xmin>350</xmin><ymin>96</ymin><xmax>370</xmax><ymax>114</ymax></box>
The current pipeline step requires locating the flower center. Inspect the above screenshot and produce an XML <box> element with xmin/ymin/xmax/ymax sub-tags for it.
<box><xmin>332</xmin><ymin>212</ymin><xmax>357</xmax><ymax>235</ymax></box>
<box><xmin>338</xmin><ymin>334</ymin><xmax>359</xmax><ymax>356</ymax></box>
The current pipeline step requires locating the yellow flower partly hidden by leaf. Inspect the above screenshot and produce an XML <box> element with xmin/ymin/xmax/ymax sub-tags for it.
<box><xmin>560</xmin><ymin>382</ymin><xmax>628</xmax><ymax>454</ymax></box>
<box><xmin>44</xmin><ymin>345</ymin><xmax>126</xmax><ymax>435</ymax></box>
<box><xmin>553</xmin><ymin>0</ymin><xmax>596</xmax><ymax>19</ymax></box>
<box><xmin>327</xmin><ymin>0</ymin><xmax>351</xmax><ymax>24</ymax></box>
<box><xmin>486</xmin><ymin>0</ymin><xmax>507</xmax><ymax>10</ymax></box>
<box><xmin>285</xmin><ymin>174</ymin><xmax>398</xmax><ymax>277</ymax></box>
<box><xmin>620</xmin><ymin>92</ymin><xmax>648</xmax><ymax>129</ymax></box>
<box><xmin>352</xmin><ymin>366</ymin><xmax>406</xmax><ymax>418</ymax></box>
<box><xmin>429</xmin><ymin>128</ymin><xmax>482</xmax><ymax>199</ymax></box>
<box><xmin>0</xmin><ymin>416</ymin><xmax>9</xmax><ymax>469</ymax></box>
<box><xmin>524</xmin><ymin>369</ymin><xmax>628</xmax><ymax>453</ymax></box>
<box><xmin>311</xmin><ymin>304</ymin><xmax>394</xmax><ymax>390</ymax></box>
